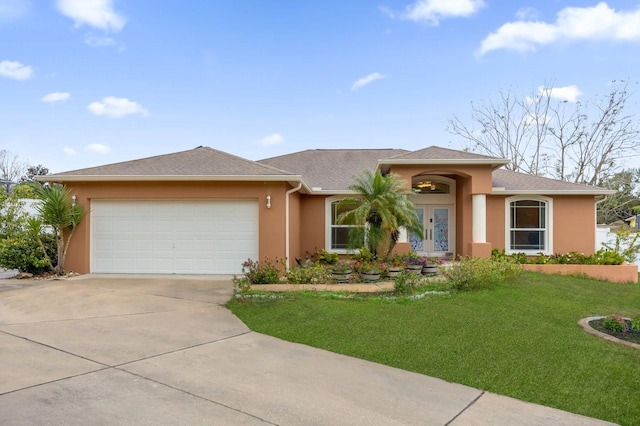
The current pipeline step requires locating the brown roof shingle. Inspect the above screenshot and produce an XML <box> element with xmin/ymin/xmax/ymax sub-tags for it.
<box><xmin>51</xmin><ymin>146</ymin><xmax>293</xmax><ymax>177</ymax></box>
<box><xmin>258</xmin><ymin>149</ymin><xmax>409</xmax><ymax>190</ymax></box>
<box><xmin>492</xmin><ymin>169</ymin><xmax>613</xmax><ymax>194</ymax></box>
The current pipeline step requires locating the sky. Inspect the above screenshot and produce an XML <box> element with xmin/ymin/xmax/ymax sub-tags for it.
<box><xmin>1</xmin><ymin>0</ymin><xmax>640</xmax><ymax>174</ymax></box>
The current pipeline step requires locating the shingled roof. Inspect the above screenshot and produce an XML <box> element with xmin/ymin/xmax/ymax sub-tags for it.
<box><xmin>492</xmin><ymin>169</ymin><xmax>614</xmax><ymax>194</ymax></box>
<box><xmin>258</xmin><ymin>149</ymin><xmax>409</xmax><ymax>191</ymax></box>
<box><xmin>42</xmin><ymin>145</ymin><xmax>613</xmax><ymax>195</ymax></box>
<box><xmin>44</xmin><ymin>146</ymin><xmax>296</xmax><ymax>181</ymax></box>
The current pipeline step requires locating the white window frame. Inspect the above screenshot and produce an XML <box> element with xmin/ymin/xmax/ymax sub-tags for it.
<box><xmin>325</xmin><ymin>196</ymin><xmax>361</xmax><ymax>253</ymax></box>
<box><xmin>505</xmin><ymin>195</ymin><xmax>553</xmax><ymax>255</ymax></box>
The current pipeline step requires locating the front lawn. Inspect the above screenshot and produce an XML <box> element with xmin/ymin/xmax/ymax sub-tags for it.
<box><xmin>228</xmin><ymin>272</ymin><xmax>640</xmax><ymax>425</ymax></box>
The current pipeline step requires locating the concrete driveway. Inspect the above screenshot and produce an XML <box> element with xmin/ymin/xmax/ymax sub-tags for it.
<box><xmin>0</xmin><ymin>276</ymin><xmax>614</xmax><ymax>425</ymax></box>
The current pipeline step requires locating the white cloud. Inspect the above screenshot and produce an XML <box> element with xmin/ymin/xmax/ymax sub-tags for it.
<box><xmin>63</xmin><ymin>147</ymin><xmax>77</xmax><ymax>156</ymax></box>
<box><xmin>542</xmin><ymin>85</ymin><xmax>582</xmax><ymax>103</ymax></box>
<box><xmin>479</xmin><ymin>2</ymin><xmax>640</xmax><ymax>55</ymax></box>
<box><xmin>85</xmin><ymin>34</ymin><xmax>116</xmax><ymax>47</ymax></box>
<box><xmin>0</xmin><ymin>60</ymin><xmax>33</xmax><ymax>80</ymax></box>
<box><xmin>87</xmin><ymin>96</ymin><xmax>149</xmax><ymax>118</ymax></box>
<box><xmin>84</xmin><ymin>143</ymin><xmax>110</xmax><ymax>154</ymax></box>
<box><xmin>352</xmin><ymin>72</ymin><xmax>386</xmax><ymax>91</ymax></box>
<box><xmin>525</xmin><ymin>85</ymin><xmax>583</xmax><ymax>105</ymax></box>
<box><xmin>0</xmin><ymin>0</ymin><xmax>29</xmax><ymax>20</ymax></box>
<box><xmin>260</xmin><ymin>133</ymin><xmax>284</xmax><ymax>146</ymax></box>
<box><xmin>42</xmin><ymin>92</ymin><xmax>71</xmax><ymax>103</ymax></box>
<box><xmin>56</xmin><ymin>0</ymin><xmax>125</xmax><ymax>32</ymax></box>
<box><xmin>405</xmin><ymin>0</ymin><xmax>485</xmax><ymax>25</ymax></box>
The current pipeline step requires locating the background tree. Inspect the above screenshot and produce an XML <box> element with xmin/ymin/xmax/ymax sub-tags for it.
<box><xmin>20</xmin><ymin>164</ymin><xmax>49</xmax><ymax>183</ymax></box>
<box><xmin>447</xmin><ymin>80</ymin><xmax>640</xmax><ymax>186</ymax></box>
<box><xmin>596</xmin><ymin>169</ymin><xmax>640</xmax><ymax>224</ymax></box>
<box><xmin>0</xmin><ymin>150</ymin><xmax>27</xmax><ymax>193</ymax></box>
<box><xmin>30</xmin><ymin>183</ymin><xmax>85</xmax><ymax>275</ymax></box>
<box><xmin>338</xmin><ymin>170</ymin><xmax>423</xmax><ymax>260</ymax></box>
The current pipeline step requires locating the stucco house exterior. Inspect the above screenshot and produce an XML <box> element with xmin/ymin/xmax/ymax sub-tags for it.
<box><xmin>41</xmin><ymin>146</ymin><xmax>614</xmax><ymax>275</ymax></box>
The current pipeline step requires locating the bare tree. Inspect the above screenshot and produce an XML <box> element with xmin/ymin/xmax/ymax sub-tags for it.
<box><xmin>447</xmin><ymin>81</ymin><xmax>640</xmax><ymax>185</ymax></box>
<box><xmin>0</xmin><ymin>150</ymin><xmax>27</xmax><ymax>192</ymax></box>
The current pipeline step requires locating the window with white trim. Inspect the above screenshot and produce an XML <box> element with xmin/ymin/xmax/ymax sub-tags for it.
<box><xmin>506</xmin><ymin>196</ymin><xmax>552</xmax><ymax>254</ymax></box>
<box><xmin>326</xmin><ymin>197</ymin><xmax>362</xmax><ymax>252</ymax></box>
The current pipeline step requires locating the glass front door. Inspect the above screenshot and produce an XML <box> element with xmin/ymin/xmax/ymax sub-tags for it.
<box><xmin>409</xmin><ymin>205</ymin><xmax>453</xmax><ymax>256</ymax></box>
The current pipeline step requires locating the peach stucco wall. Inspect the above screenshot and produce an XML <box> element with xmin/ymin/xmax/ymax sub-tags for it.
<box><xmin>61</xmin><ymin>180</ymin><xmax>292</xmax><ymax>274</ymax></box>
<box><xmin>299</xmin><ymin>195</ymin><xmax>326</xmax><ymax>257</ymax></box>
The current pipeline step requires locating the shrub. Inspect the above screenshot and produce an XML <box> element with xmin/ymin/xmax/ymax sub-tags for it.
<box><xmin>592</xmin><ymin>249</ymin><xmax>625</xmax><ymax>265</ymax></box>
<box><xmin>631</xmin><ymin>314</ymin><xmax>640</xmax><ymax>332</ymax></box>
<box><xmin>393</xmin><ymin>270</ymin><xmax>423</xmax><ymax>295</ymax></box>
<box><xmin>491</xmin><ymin>248</ymin><xmax>624</xmax><ymax>266</ymax></box>
<box><xmin>316</xmin><ymin>249</ymin><xmax>339</xmax><ymax>265</ymax></box>
<box><xmin>443</xmin><ymin>256</ymin><xmax>522</xmax><ymax>292</ymax></box>
<box><xmin>603</xmin><ymin>314</ymin><xmax>627</xmax><ymax>333</ymax></box>
<box><xmin>284</xmin><ymin>263</ymin><xmax>333</xmax><ymax>284</ymax></box>
<box><xmin>352</xmin><ymin>247</ymin><xmax>375</xmax><ymax>262</ymax></box>
<box><xmin>232</xmin><ymin>275</ymin><xmax>252</xmax><ymax>297</ymax></box>
<box><xmin>241</xmin><ymin>258</ymin><xmax>281</xmax><ymax>284</ymax></box>
<box><xmin>0</xmin><ymin>232</ymin><xmax>56</xmax><ymax>275</ymax></box>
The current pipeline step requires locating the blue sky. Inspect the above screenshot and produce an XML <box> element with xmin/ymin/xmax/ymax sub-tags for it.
<box><xmin>1</xmin><ymin>0</ymin><xmax>639</xmax><ymax>173</ymax></box>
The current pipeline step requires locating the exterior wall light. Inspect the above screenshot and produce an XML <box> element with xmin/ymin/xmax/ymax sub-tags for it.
<box><xmin>71</xmin><ymin>195</ymin><xmax>77</xmax><ymax>206</ymax></box>
<box><xmin>266</xmin><ymin>195</ymin><xmax>272</xmax><ymax>209</ymax></box>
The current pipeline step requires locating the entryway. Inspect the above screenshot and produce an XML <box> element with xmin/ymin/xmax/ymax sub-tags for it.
<box><xmin>410</xmin><ymin>205</ymin><xmax>455</xmax><ymax>257</ymax></box>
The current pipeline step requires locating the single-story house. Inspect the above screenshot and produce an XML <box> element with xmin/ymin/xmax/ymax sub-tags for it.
<box><xmin>41</xmin><ymin>146</ymin><xmax>614</xmax><ymax>275</ymax></box>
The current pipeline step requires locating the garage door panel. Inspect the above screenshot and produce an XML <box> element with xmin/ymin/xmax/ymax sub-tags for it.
<box><xmin>91</xmin><ymin>200</ymin><xmax>258</xmax><ymax>274</ymax></box>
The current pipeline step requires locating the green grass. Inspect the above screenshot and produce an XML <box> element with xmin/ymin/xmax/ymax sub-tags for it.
<box><xmin>228</xmin><ymin>272</ymin><xmax>640</xmax><ymax>425</ymax></box>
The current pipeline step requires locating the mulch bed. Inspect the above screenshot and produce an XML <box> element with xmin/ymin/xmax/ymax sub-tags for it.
<box><xmin>589</xmin><ymin>318</ymin><xmax>640</xmax><ymax>345</ymax></box>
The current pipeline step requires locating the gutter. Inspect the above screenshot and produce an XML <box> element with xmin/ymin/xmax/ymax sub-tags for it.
<box><xmin>285</xmin><ymin>182</ymin><xmax>303</xmax><ymax>270</ymax></box>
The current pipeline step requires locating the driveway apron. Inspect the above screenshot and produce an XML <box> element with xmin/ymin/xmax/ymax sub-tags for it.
<box><xmin>0</xmin><ymin>276</ymin><xmax>614</xmax><ymax>425</ymax></box>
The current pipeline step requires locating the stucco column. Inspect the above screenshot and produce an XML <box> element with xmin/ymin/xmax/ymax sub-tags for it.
<box><xmin>469</xmin><ymin>193</ymin><xmax>492</xmax><ymax>258</ymax></box>
<box><xmin>472</xmin><ymin>193</ymin><xmax>486</xmax><ymax>243</ymax></box>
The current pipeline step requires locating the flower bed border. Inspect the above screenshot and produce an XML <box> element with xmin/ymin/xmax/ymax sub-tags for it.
<box><xmin>578</xmin><ymin>316</ymin><xmax>640</xmax><ymax>349</ymax></box>
<box><xmin>522</xmin><ymin>264</ymin><xmax>638</xmax><ymax>283</ymax></box>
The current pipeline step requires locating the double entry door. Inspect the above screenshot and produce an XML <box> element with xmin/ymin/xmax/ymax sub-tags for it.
<box><xmin>409</xmin><ymin>205</ymin><xmax>453</xmax><ymax>257</ymax></box>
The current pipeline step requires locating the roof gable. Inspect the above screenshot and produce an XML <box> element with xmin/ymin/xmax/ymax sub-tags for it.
<box><xmin>392</xmin><ymin>146</ymin><xmax>500</xmax><ymax>161</ymax></box>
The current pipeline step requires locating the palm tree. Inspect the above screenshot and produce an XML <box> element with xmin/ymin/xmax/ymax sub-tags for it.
<box><xmin>30</xmin><ymin>183</ymin><xmax>85</xmax><ymax>275</ymax></box>
<box><xmin>338</xmin><ymin>169</ymin><xmax>423</xmax><ymax>260</ymax></box>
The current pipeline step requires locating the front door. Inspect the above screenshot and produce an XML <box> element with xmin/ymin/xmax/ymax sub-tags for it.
<box><xmin>409</xmin><ymin>205</ymin><xmax>454</xmax><ymax>257</ymax></box>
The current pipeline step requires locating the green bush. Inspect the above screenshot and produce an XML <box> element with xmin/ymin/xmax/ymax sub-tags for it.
<box><xmin>0</xmin><ymin>232</ymin><xmax>56</xmax><ymax>275</ymax></box>
<box><xmin>284</xmin><ymin>263</ymin><xmax>333</xmax><ymax>284</ymax></box>
<box><xmin>393</xmin><ymin>270</ymin><xmax>423</xmax><ymax>295</ymax></box>
<box><xmin>602</xmin><ymin>314</ymin><xmax>627</xmax><ymax>332</ymax></box>
<box><xmin>630</xmin><ymin>313</ymin><xmax>640</xmax><ymax>332</ymax></box>
<box><xmin>241</xmin><ymin>258</ymin><xmax>281</xmax><ymax>284</ymax></box>
<box><xmin>491</xmin><ymin>248</ymin><xmax>624</xmax><ymax>266</ymax></box>
<box><xmin>443</xmin><ymin>256</ymin><xmax>522</xmax><ymax>292</ymax></box>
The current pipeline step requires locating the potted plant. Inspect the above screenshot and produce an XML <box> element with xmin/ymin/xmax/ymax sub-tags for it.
<box><xmin>385</xmin><ymin>261</ymin><xmax>404</xmax><ymax>278</ymax></box>
<box><xmin>331</xmin><ymin>260</ymin><xmax>352</xmax><ymax>283</ymax></box>
<box><xmin>422</xmin><ymin>257</ymin><xmax>440</xmax><ymax>275</ymax></box>
<box><xmin>356</xmin><ymin>260</ymin><xmax>384</xmax><ymax>282</ymax></box>
<box><xmin>401</xmin><ymin>251</ymin><xmax>424</xmax><ymax>274</ymax></box>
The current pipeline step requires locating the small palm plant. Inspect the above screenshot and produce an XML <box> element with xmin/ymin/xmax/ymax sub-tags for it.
<box><xmin>30</xmin><ymin>183</ymin><xmax>85</xmax><ymax>275</ymax></box>
<box><xmin>338</xmin><ymin>169</ymin><xmax>422</xmax><ymax>260</ymax></box>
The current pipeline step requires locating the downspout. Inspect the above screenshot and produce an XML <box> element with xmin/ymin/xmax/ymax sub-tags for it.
<box><xmin>285</xmin><ymin>182</ymin><xmax>303</xmax><ymax>271</ymax></box>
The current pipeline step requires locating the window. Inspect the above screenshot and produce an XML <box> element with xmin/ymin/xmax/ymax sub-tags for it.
<box><xmin>506</xmin><ymin>197</ymin><xmax>552</xmax><ymax>254</ymax></box>
<box><xmin>327</xmin><ymin>198</ymin><xmax>361</xmax><ymax>251</ymax></box>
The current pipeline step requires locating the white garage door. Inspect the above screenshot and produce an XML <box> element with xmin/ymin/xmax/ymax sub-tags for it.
<box><xmin>91</xmin><ymin>200</ymin><xmax>258</xmax><ymax>274</ymax></box>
